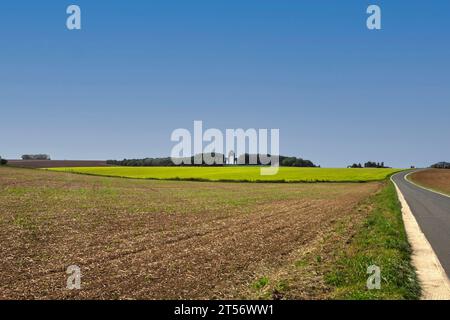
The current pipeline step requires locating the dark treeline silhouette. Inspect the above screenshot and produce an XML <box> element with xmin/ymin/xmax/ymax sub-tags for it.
<box><xmin>348</xmin><ymin>161</ymin><xmax>389</xmax><ymax>168</ymax></box>
<box><xmin>22</xmin><ymin>154</ymin><xmax>51</xmax><ymax>160</ymax></box>
<box><xmin>107</xmin><ymin>153</ymin><xmax>317</xmax><ymax>167</ymax></box>
<box><xmin>234</xmin><ymin>154</ymin><xmax>316</xmax><ymax>167</ymax></box>
<box><xmin>280</xmin><ymin>156</ymin><xmax>317</xmax><ymax>167</ymax></box>
<box><xmin>107</xmin><ymin>153</ymin><xmax>226</xmax><ymax>167</ymax></box>
<box><xmin>0</xmin><ymin>156</ymin><xmax>7</xmax><ymax>165</ymax></box>
<box><xmin>431</xmin><ymin>162</ymin><xmax>450</xmax><ymax>169</ymax></box>
<box><xmin>107</xmin><ymin>157</ymin><xmax>175</xmax><ymax>167</ymax></box>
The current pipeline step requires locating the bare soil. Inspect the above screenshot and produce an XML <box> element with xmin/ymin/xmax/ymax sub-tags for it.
<box><xmin>0</xmin><ymin>166</ymin><xmax>380</xmax><ymax>299</ymax></box>
<box><xmin>410</xmin><ymin>169</ymin><xmax>450</xmax><ymax>195</ymax></box>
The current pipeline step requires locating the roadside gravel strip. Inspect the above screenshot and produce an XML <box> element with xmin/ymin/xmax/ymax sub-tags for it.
<box><xmin>391</xmin><ymin>172</ymin><xmax>450</xmax><ymax>300</ymax></box>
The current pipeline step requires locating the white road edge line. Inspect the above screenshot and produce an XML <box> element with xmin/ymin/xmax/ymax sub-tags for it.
<box><xmin>404</xmin><ymin>171</ymin><xmax>450</xmax><ymax>199</ymax></box>
<box><xmin>391</xmin><ymin>174</ymin><xmax>450</xmax><ymax>300</ymax></box>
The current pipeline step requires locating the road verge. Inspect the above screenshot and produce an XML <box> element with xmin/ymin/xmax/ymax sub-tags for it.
<box><xmin>391</xmin><ymin>175</ymin><xmax>450</xmax><ymax>300</ymax></box>
<box><xmin>325</xmin><ymin>183</ymin><xmax>420</xmax><ymax>299</ymax></box>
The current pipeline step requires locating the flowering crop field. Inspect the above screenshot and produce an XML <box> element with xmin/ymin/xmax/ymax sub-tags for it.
<box><xmin>47</xmin><ymin>167</ymin><xmax>402</xmax><ymax>183</ymax></box>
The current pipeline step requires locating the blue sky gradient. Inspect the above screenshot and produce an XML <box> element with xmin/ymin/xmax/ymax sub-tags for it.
<box><xmin>1</xmin><ymin>1</ymin><xmax>449</xmax><ymax>167</ymax></box>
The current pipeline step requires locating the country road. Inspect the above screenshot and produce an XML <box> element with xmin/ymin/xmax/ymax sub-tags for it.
<box><xmin>392</xmin><ymin>171</ymin><xmax>450</xmax><ymax>278</ymax></box>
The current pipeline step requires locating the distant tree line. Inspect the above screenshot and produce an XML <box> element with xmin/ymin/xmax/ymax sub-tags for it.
<box><xmin>107</xmin><ymin>153</ymin><xmax>226</xmax><ymax>167</ymax></box>
<box><xmin>431</xmin><ymin>162</ymin><xmax>450</xmax><ymax>169</ymax></box>
<box><xmin>107</xmin><ymin>153</ymin><xmax>317</xmax><ymax>167</ymax></box>
<box><xmin>348</xmin><ymin>161</ymin><xmax>389</xmax><ymax>168</ymax></box>
<box><xmin>228</xmin><ymin>154</ymin><xmax>317</xmax><ymax>167</ymax></box>
<box><xmin>0</xmin><ymin>156</ymin><xmax>7</xmax><ymax>165</ymax></box>
<box><xmin>21</xmin><ymin>154</ymin><xmax>51</xmax><ymax>160</ymax></box>
<box><xmin>278</xmin><ymin>156</ymin><xmax>317</xmax><ymax>167</ymax></box>
<box><xmin>107</xmin><ymin>157</ymin><xmax>175</xmax><ymax>167</ymax></box>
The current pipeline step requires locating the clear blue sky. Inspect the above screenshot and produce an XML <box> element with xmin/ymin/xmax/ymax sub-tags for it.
<box><xmin>1</xmin><ymin>0</ymin><xmax>449</xmax><ymax>168</ymax></box>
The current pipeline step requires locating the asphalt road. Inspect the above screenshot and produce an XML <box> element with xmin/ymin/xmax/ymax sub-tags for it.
<box><xmin>392</xmin><ymin>171</ymin><xmax>450</xmax><ymax>278</ymax></box>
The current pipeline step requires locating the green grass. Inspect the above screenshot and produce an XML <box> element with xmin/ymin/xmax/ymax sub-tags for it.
<box><xmin>46</xmin><ymin>167</ymin><xmax>403</xmax><ymax>183</ymax></box>
<box><xmin>325</xmin><ymin>183</ymin><xmax>420</xmax><ymax>300</ymax></box>
<box><xmin>253</xmin><ymin>276</ymin><xmax>270</xmax><ymax>290</ymax></box>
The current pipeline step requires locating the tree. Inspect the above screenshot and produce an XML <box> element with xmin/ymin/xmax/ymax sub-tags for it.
<box><xmin>0</xmin><ymin>156</ymin><xmax>7</xmax><ymax>165</ymax></box>
<box><xmin>364</xmin><ymin>161</ymin><xmax>378</xmax><ymax>168</ymax></box>
<box><xmin>282</xmin><ymin>157</ymin><xmax>296</xmax><ymax>167</ymax></box>
<box><xmin>363</xmin><ymin>161</ymin><xmax>388</xmax><ymax>168</ymax></box>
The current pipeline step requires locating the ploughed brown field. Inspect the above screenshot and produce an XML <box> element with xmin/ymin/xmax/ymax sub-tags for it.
<box><xmin>6</xmin><ymin>160</ymin><xmax>108</xmax><ymax>168</ymax></box>
<box><xmin>0</xmin><ymin>166</ymin><xmax>381</xmax><ymax>299</ymax></box>
<box><xmin>410</xmin><ymin>169</ymin><xmax>450</xmax><ymax>195</ymax></box>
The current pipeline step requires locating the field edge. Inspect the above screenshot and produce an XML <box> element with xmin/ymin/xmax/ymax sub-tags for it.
<box><xmin>408</xmin><ymin>169</ymin><xmax>450</xmax><ymax>197</ymax></box>
<box><xmin>324</xmin><ymin>182</ymin><xmax>421</xmax><ymax>300</ymax></box>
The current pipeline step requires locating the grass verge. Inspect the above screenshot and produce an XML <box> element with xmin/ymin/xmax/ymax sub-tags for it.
<box><xmin>324</xmin><ymin>182</ymin><xmax>420</xmax><ymax>299</ymax></box>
